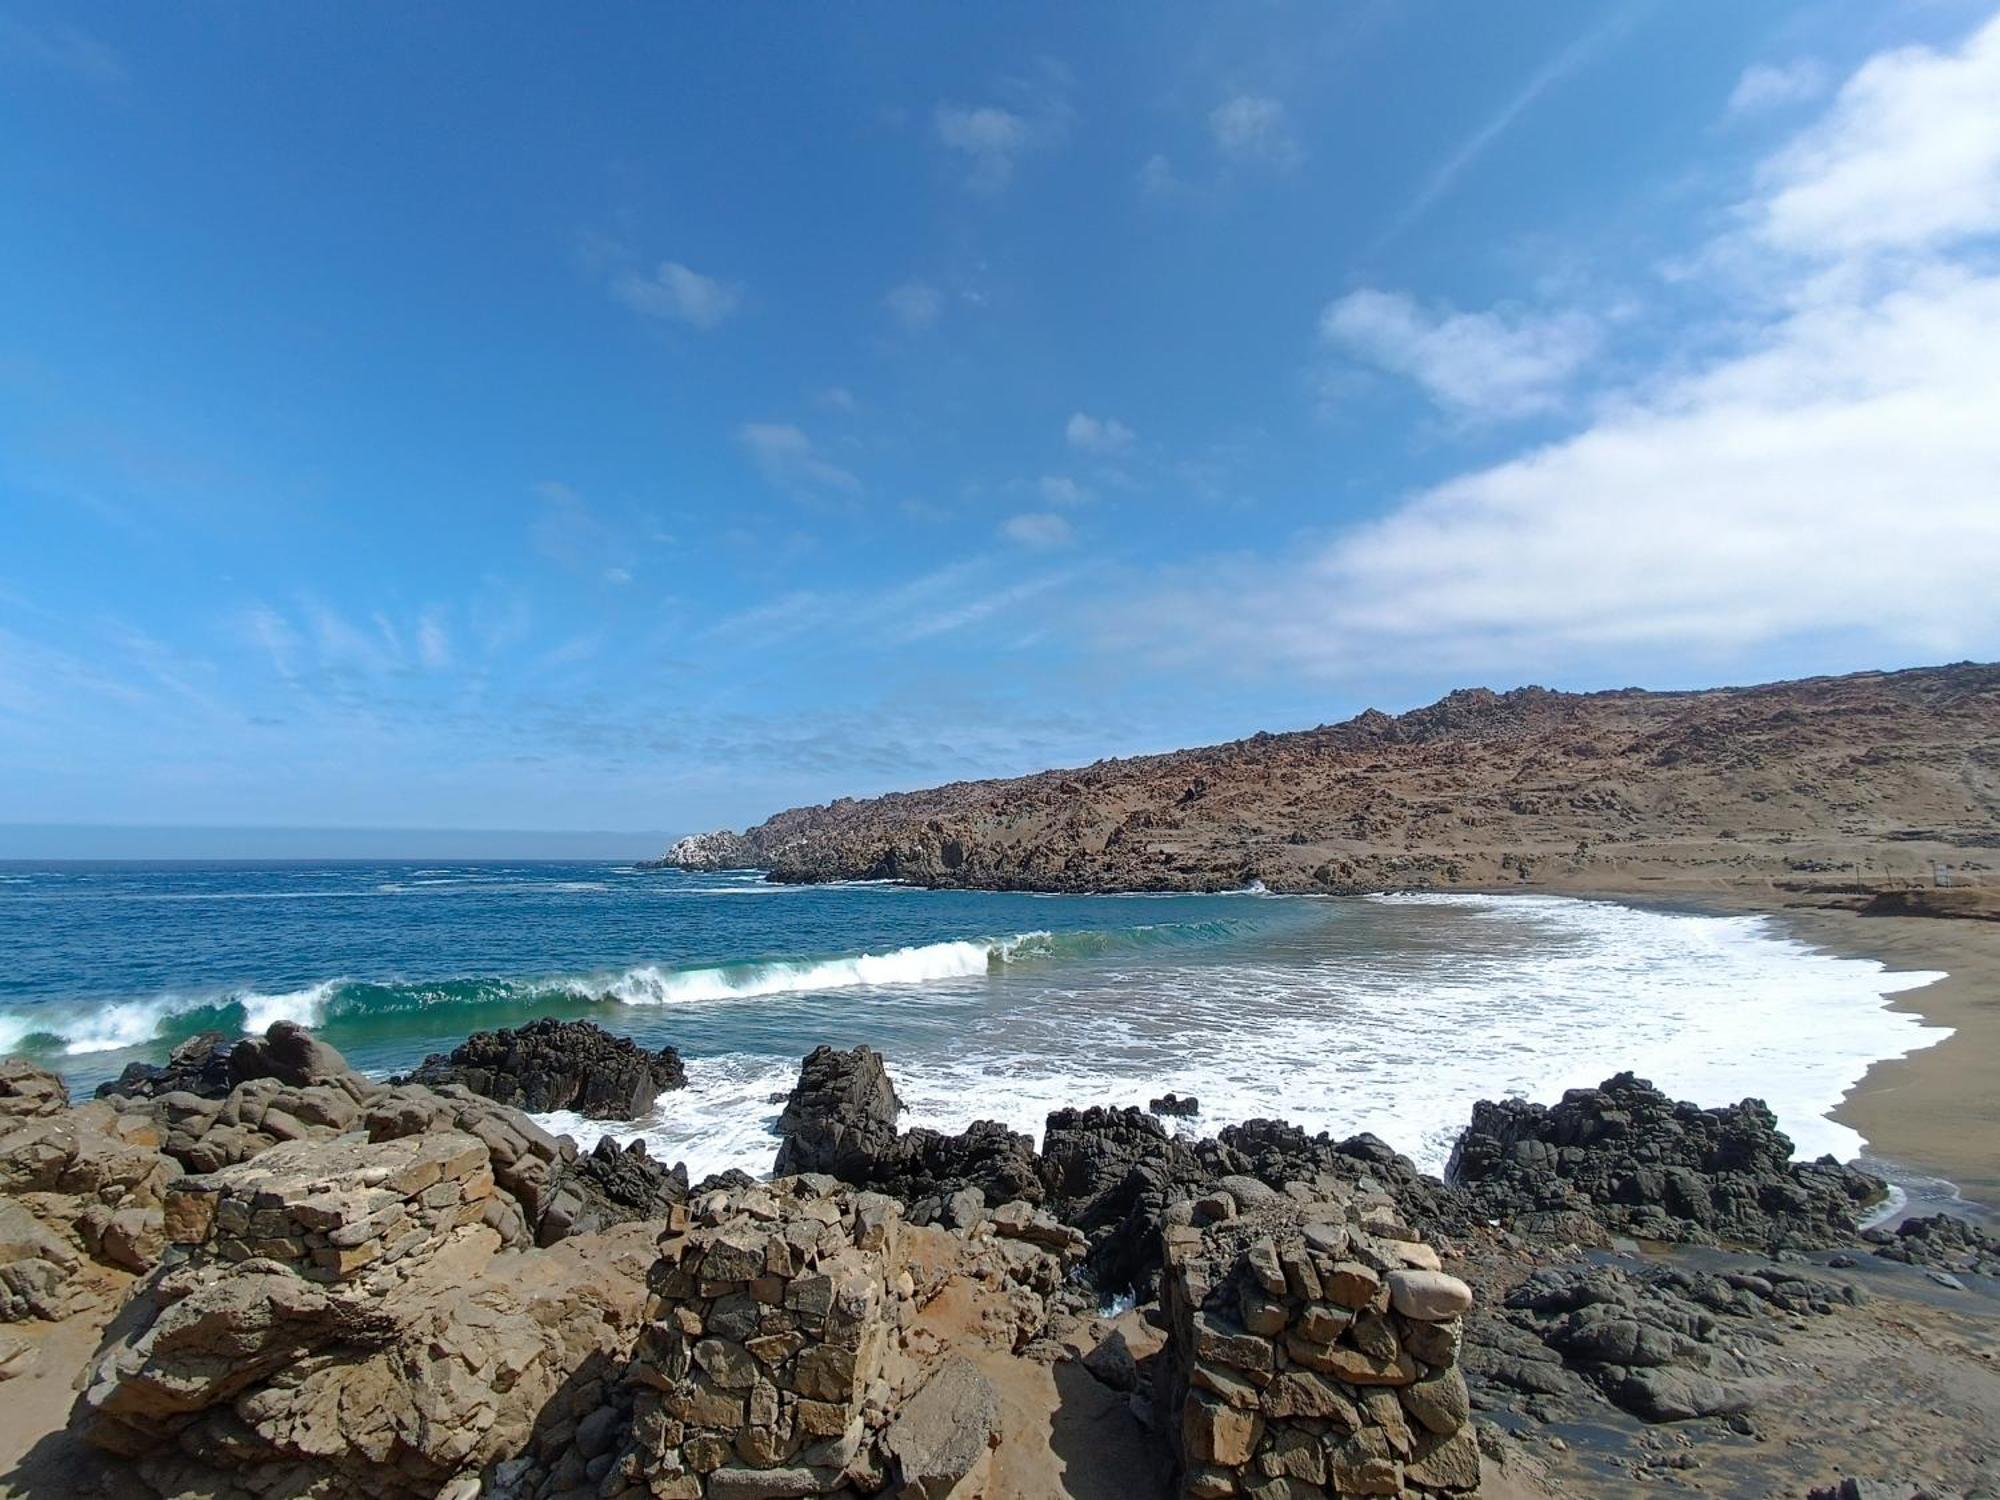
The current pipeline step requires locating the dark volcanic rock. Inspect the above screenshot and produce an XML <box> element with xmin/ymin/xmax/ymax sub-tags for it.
<box><xmin>96</xmin><ymin>1022</ymin><xmax>364</xmax><ymax>1105</ymax></box>
<box><xmin>406</xmin><ymin>1018</ymin><xmax>686</xmax><ymax>1121</ymax></box>
<box><xmin>1471</xmin><ymin>1261</ymin><xmax>1860</xmax><ymax>1424</ymax></box>
<box><xmin>1038</xmin><ymin>1106</ymin><xmax>1196</xmax><ymax>1295</ymax></box>
<box><xmin>772</xmin><ymin>1044</ymin><xmax>904</xmax><ymax>1177</ymax></box>
<box><xmin>539</xmin><ymin>1135</ymin><xmax>688</xmax><ymax>1245</ymax></box>
<box><xmin>896</xmin><ymin>1120</ymin><xmax>1044</xmax><ymax>1210</ymax></box>
<box><xmin>95</xmin><ymin>1031</ymin><xmax>237</xmax><ymax>1100</ymax></box>
<box><xmin>770</xmin><ymin>1045</ymin><xmax>1039</xmax><ymax>1211</ymax></box>
<box><xmin>1445</xmin><ymin>1072</ymin><xmax>1885</xmax><ymax>1250</ymax></box>
<box><xmin>1148</xmin><ymin>1092</ymin><xmax>1199</xmax><ymax>1118</ymax></box>
<box><xmin>1863</xmin><ymin>1212</ymin><xmax>2000</xmax><ymax>1278</ymax></box>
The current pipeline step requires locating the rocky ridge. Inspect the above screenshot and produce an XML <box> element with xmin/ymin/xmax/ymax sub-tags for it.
<box><xmin>653</xmin><ymin>663</ymin><xmax>2000</xmax><ymax>895</ymax></box>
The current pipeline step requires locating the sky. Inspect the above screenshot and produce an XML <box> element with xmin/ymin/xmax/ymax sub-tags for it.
<box><xmin>3</xmin><ymin>2</ymin><xmax>1998</xmax><ymax>853</ymax></box>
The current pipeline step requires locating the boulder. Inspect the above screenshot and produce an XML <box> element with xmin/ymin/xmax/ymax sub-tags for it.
<box><xmin>404</xmin><ymin>1017</ymin><xmax>686</xmax><ymax>1120</ymax></box>
<box><xmin>773</xmin><ymin>1044</ymin><xmax>904</xmax><ymax>1178</ymax></box>
<box><xmin>76</xmin><ymin>1202</ymin><xmax>653</xmax><ymax>1497</ymax></box>
<box><xmin>227</xmin><ymin>1020</ymin><xmax>368</xmax><ymax>1094</ymax></box>
<box><xmin>883</xmin><ymin>1355</ymin><xmax>1002</xmax><ymax>1500</ymax></box>
<box><xmin>0</xmin><ymin>1058</ymin><xmax>70</xmax><ymax>1118</ymax></box>
<box><xmin>94</xmin><ymin>1031</ymin><xmax>236</xmax><ymax>1101</ymax></box>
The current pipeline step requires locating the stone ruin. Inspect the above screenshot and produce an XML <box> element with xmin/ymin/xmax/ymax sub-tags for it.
<box><xmin>1161</xmin><ymin>1177</ymin><xmax>1477</xmax><ymax>1499</ymax></box>
<box><xmin>616</xmin><ymin>1176</ymin><xmax>934</xmax><ymax>1497</ymax></box>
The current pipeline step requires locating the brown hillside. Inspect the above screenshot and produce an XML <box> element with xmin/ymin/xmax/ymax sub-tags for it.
<box><xmin>667</xmin><ymin>663</ymin><xmax>2000</xmax><ymax>896</ymax></box>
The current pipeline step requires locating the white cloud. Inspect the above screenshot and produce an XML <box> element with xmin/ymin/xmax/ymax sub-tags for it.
<box><xmin>1750</xmin><ymin>16</ymin><xmax>2000</xmax><ymax>259</ymax></box>
<box><xmin>1109</xmin><ymin>16</ymin><xmax>2000</xmax><ymax>676</ymax></box>
<box><xmin>816</xmin><ymin>386</ymin><xmax>859</xmax><ymax>414</ymax></box>
<box><xmin>1138</xmin><ymin>153</ymin><xmax>1184</xmax><ymax>198</ymax></box>
<box><xmin>936</xmin><ymin>104</ymin><xmax>1029</xmax><ymax>192</ymax></box>
<box><xmin>0</xmin><ymin>16</ymin><xmax>126</xmax><ymax>86</ymax></box>
<box><xmin>1209</xmin><ymin>96</ymin><xmax>1301</xmax><ymax>169</ymax></box>
<box><xmin>1727</xmin><ymin>60</ymin><xmax>1829</xmax><ymax>116</ymax></box>
<box><xmin>1065</xmin><ymin>412</ymin><xmax>1135</xmax><ymax>453</ymax></box>
<box><xmin>883</xmin><ymin>281</ymin><xmax>943</xmax><ymax>333</ymax></box>
<box><xmin>416</xmin><ymin>611</ymin><xmax>451</xmax><ymax>670</ymax></box>
<box><xmin>611</xmin><ymin>261</ymin><xmax>741</xmax><ymax>330</ymax></box>
<box><xmin>1002</xmin><ymin>512</ymin><xmax>1074</xmax><ymax>549</ymax></box>
<box><xmin>736</xmin><ymin>423</ymin><xmax>861</xmax><ymax>496</ymax></box>
<box><xmin>934</xmin><ymin>65</ymin><xmax>1073</xmax><ymax>192</ymax></box>
<box><xmin>1320</xmin><ymin>289</ymin><xmax>1600</xmax><ymax>419</ymax></box>
<box><xmin>1037</xmin><ymin>475</ymin><xmax>1091</xmax><ymax>507</ymax></box>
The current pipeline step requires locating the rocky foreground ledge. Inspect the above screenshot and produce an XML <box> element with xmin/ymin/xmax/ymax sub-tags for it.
<box><xmin>3</xmin><ymin>1024</ymin><xmax>1997</xmax><ymax>1499</ymax></box>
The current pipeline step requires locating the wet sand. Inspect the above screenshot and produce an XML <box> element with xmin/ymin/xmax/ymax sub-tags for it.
<box><xmin>1782</xmin><ymin>906</ymin><xmax>2000</xmax><ymax>1210</ymax></box>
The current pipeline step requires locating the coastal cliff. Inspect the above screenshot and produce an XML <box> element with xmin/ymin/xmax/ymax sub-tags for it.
<box><xmin>657</xmin><ymin>662</ymin><xmax>2000</xmax><ymax>895</ymax></box>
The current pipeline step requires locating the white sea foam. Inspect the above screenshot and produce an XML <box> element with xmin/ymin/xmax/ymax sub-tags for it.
<box><xmin>536</xmin><ymin>1055</ymin><xmax>801</xmax><ymax>1183</ymax></box>
<box><xmin>238</xmin><ymin>979</ymin><xmax>341</xmax><ymax>1033</ymax></box>
<box><xmin>552</xmin><ymin>895</ymin><xmax>1951</xmax><ymax>1183</ymax></box>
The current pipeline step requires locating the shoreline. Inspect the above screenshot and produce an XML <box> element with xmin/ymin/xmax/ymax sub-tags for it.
<box><xmin>734</xmin><ymin>866</ymin><xmax>2000</xmax><ymax>1213</ymax></box>
<box><xmin>1385</xmin><ymin>876</ymin><xmax>2000</xmax><ymax>1215</ymax></box>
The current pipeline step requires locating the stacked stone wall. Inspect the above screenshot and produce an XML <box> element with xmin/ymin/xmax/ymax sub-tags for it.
<box><xmin>1163</xmin><ymin>1184</ymin><xmax>1479</xmax><ymax>1499</ymax></box>
<box><xmin>618</xmin><ymin>1175</ymin><xmax>926</xmax><ymax>1498</ymax></box>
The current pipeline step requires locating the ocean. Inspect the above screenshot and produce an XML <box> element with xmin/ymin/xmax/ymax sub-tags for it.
<box><xmin>0</xmin><ymin>861</ymin><xmax>1950</xmax><ymax>1186</ymax></box>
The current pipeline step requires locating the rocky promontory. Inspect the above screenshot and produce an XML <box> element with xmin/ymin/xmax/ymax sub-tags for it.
<box><xmin>652</xmin><ymin>663</ymin><xmax>2000</xmax><ymax>896</ymax></box>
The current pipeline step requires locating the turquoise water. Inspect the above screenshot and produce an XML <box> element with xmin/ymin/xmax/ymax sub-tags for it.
<box><xmin>0</xmin><ymin>861</ymin><xmax>1948</xmax><ymax>1182</ymax></box>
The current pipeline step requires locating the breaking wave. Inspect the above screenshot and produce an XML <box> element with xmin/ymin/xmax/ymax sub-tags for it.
<box><xmin>0</xmin><ymin>919</ymin><xmax>1251</xmax><ymax>1058</ymax></box>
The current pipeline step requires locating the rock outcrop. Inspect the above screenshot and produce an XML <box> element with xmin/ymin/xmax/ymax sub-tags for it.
<box><xmin>1444</xmin><ymin>1071</ymin><xmax>1885</xmax><ymax>1250</ymax></box>
<box><xmin>1863</xmin><ymin>1211</ymin><xmax>2000</xmax><ymax>1278</ymax></box>
<box><xmin>773</xmin><ymin>1045</ymin><xmax>905</xmax><ymax>1180</ymax></box>
<box><xmin>405</xmin><ymin>1017</ymin><xmax>688</xmax><ymax>1121</ymax></box>
<box><xmin>770</xmin><ymin>1046</ymin><xmax>1043</xmax><ymax>1220</ymax></box>
<box><xmin>1466</xmin><ymin>1260</ymin><xmax>1862</xmax><ymax>1424</ymax></box>
<box><xmin>94</xmin><ymin>1030</ymin><xmax>237</xmax><ymax>1100</ymax></box>
<box><xmin>78</xmin><ymin>1126</ymin><xmax>656</xmax><ymax>1498</ymax></box>
<box><xmin>0</xmin><ymin>1060</ymin><xmax>177</xmax><ymax>1312</ymax></box>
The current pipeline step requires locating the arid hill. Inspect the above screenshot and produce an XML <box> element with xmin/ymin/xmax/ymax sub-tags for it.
<box><xmin>665</xmin><ymin>662</ymin><xmax>2000</xmax><ymax>897</ymax></box>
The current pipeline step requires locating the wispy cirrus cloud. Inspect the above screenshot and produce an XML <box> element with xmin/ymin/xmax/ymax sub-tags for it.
<box><xmin>883</xmin><ymin>280</ymin><xmax>944</xmax><ymax>333</ymax></box>
<box><xmin>0</xmin><ymin>15</ymin><xmax>126</xmax><ymax>86</ymax></box>
<box><xmin>1065</xmin><ymin>412</ymin><xmax>1135</xmax><ymax>453</ymax></box>
<box><xmin>934</xmin><ymin>60</ymin><xmax>1073</xmax><ymax>193</ymax></box>
<box><xmin>1727</xmin><ymin>59</ymin><xmax>1829</xmax><ymax>117</ymax></box>
<box><xmin>1001</xmin><ymin>512</ymin><xmax>1073</xmax><ymax>550</ymax></box>
<box><xmin>1375</xmin><ymin>6</ymin><xmax>1648</xmax><ymax>249</ymax></box>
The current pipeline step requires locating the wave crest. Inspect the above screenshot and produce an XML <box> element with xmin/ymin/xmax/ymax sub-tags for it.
<box><xmin>0</xmin><ymin>918</ymin><xmax>1251</xmax><ymax>1057</ymax></box>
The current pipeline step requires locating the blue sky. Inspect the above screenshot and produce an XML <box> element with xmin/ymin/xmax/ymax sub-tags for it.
<box><xmin>3</xmin><ymin>2</ymin><xmax>1998</xmax><ymax>848</ymax></box>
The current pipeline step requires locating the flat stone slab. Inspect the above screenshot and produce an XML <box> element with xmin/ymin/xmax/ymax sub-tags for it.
<box><xmin>884</xmin><ymin>1354</ymin><xmax>1000</xmax><ymax>1500</ymax></box>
